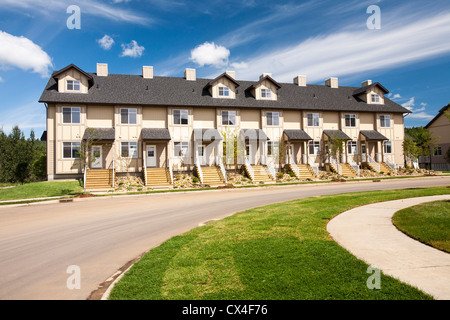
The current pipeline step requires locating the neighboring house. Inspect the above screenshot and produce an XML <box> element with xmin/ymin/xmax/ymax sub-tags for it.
<box><xmin>39</xmin><ymin>63</ymin><xmax>410</xmax><ymax>188</ymax></box>
<box><xmin>424</xmin><ymin>104</ymin><xmax>450</xmax><ymax>171</ymax></box>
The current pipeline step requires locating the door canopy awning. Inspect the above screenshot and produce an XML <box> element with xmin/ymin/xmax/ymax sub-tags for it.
<box><xmin>283</xmin><ymin>129</ymin><xmax>312</xmax><ymax>141</ymax></box>
<box><xmin>323</xmin><ymin>130</ymin><xmax>351</xmax><ymax>141</ymax></box>
<box><xmin>194</xmin><ymin>128</ymin><xmax>223</xmax><ymax>142</ymax></box>
<box><xmin>82</xmin><ymin>127</ymin><xmax>115</xmax><ymax>141</ymax></box>
<box><xmin>142</xmin><ymin>128</ymin><xmax>171</xmax><ymax>141</ymax></box>
<box><xmin>360</xmin><ymin>130</ymin><xmax>388</xmax><ymax>141</ymax></box>
<box><xmin>240</xmin><ymin>129</ymin><xmax>269</xmax><ymax>142</ymax></box>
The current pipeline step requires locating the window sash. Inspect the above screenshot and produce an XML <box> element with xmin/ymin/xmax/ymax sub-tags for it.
<box><xmin>120</xmin><ymin>108</ymin><xmax>137</xmax><ymax>124</ymax></box>
<box><xmin>219</xmin><ymin>86</ymin><xmax>230</xmax><ymax>97</ymax></box>
<box><xmin>63</xmin><ymin>142</ymin><xmax>80</xmax><ymax>159</ymax></box>
<box><xmin>267</xmin><ymin>112</ymin><xmax>279</xmax><ymax>126</ymax></box>
<box><xmin>309</xmin><ymin>141</ymin><xmax>320</xmax><ymax>155</ymax></box>
<box><xmin>174</xmin><ymin>142</ymin><xmax>189</xmax><ymax>157</ymax></box>
<box><xmin>380</xmin><ymin>115</ymin><xmax>390</xmax><ymax>128</ymax></box>
<box><xmin>222</xmin><ymin>111</ymin><xmax>236</xmax><ymax>126</ymax></box>
<box><xmin>261</xmin><ymin>89</ymin><xmax>272</xmax><ymax>98</ymax></box>
<box><xmin>66</xmin><ymin>80</ymin><xmax>81</xmax><ymax>91</ymax></box>
<box><xmin>62</xmin><ymin>107</ymin><xmax>80</xmax><ymax>124</ymax></box>
<box><xmin>372</xmin><ymin>94</ymin><xmax>380</xmax><ymax>103</ymax></box>
<box><xmin>434</xmin><ymin>146</ymin><xmax>442</xmax><ymax>156</ymax></box>
<box><xmin>121</xmin><ymin>142</ymin><xmax>137</xmax><ymax>158</ymax></box>
<box><xmin>347</xmin><ymin>141</ymin><xmax>358</xmax><ymax>154</ymax></box>
<box><xmin>268</xmin><ymin>141</ymin><xmax>279</xmax><ymax>156</ymax></box>
<box><xmin>384</xmin><ymin>141</ymin><xmax>392</xmax><ymax>154</ymax></box>
<box><xmin>345</xmin><ymin>114</ymin><xmax>356</xmax><ymax>127</ymax></box>
<box><xmin>174</xmin><ymin>110</ymin><xmax>188</xmax><ymax>125</ymax></box>
<box><xmin>307</xmin><ymin>113</ymin><xmax>319</xmax><ymax>127</ymax></box>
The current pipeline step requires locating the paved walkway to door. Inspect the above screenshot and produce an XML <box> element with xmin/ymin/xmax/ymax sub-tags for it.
<box><xmin>327</xmin><ymin>195</ymin><xmax>450</xmax><ymax>300</ymax></box>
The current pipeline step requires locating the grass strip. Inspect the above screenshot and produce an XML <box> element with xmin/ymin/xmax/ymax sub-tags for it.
<box><xmin>109</xmin><ymin>186</ymin><xmax>450</xmax><ymax>300</ymax></box>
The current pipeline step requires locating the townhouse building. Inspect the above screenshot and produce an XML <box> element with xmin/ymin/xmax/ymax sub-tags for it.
<box><xmin>39</xmin><ymin>63</ymin><xmax>410</xmax><ymax>188</ymax></box>
<box><xmin>424</xmin><ymin>104</ymin><xmax>450</xmax><ymax>171</ymax></box>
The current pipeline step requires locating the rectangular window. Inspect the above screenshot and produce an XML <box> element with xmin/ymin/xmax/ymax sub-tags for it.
<box><xmin>380</xmin><ymin>115</ymin><xmax>391</xmax><ymax>128</ymax></box>
<box><xmin>222</xmin><ymin>111</ymin><xmax>236</xmax><ymax>126</ymax></box>
<box><xmin>173</xmin><ymin>109</ymin><xmax>189</xmax><ymax>125</ymax></box>
<box><xmin>261</xmin><ymin>88</ymin><xmax>272</xmax><ymax>98</ymax></box>
<box><xmin>268</xmin><ymin>141</ymin><xmax>279</xmax><ymax>156</ymax></box>
<box><xmin>218</xmin><ymin>86</ymin><xmax>230</xmax><ymax>97</ymax></box>
<box><xmin>66</xmin><ymin>80</ymin><xmax>81</xmax><ymax>91</ymax></box>
<box><xmin>121</xmin><ymin>142</ymin><xmax>137</xmax><ymax>158</ymax></box>
<box><xmin>371</xmin><ymin>94</ymin><xmax>380</xmax><ymax>103</ymax></box>
<box><xmin>62</xmin><ymin>107</ymin><xmax>81</xmax><ymax>124</ymax></box>
<box><xmin>307</xmin><ymin>113</ymin><xmax>320</xmax><ymax>127</ymax></box>
<box><xmin>345</xmin><ymin>114</ymin><xmax>356</xmax><ymax>127</ymax></box>
<box><xmin>120</xmin><ymin>108</ymin><xmax>137</xmax><ymax>124</ymax></box>
<box><xmin>63</xmin><ymin>142</ymin><xmax>80</xmax><ymax>159</ymax></box>
<box><xmin>347</xmin><ymin>141</ymin><xmax>358</xmax><ymax>154</ymax></box>
<box><xmin>434</xmin><ymin>146</ymin><xmax>442</xmax><ymax>156</ymax></box>
<box><xmin>174</xmin><ymin>142</ymin><xmax>190</xmax><ymax>157</ymax></box>
<box><xmin>384</xmin><ymin>141</ymin><xmax>392</xmax><ymax>154</ymax></box>
<box><xmin>309</xmin><ymin>141</ymin><xmax>320</xmax><ymax>155</ymax></box>
<box><xmin>266</xmin><ymin>112</ymin><xmax>279</xmax><ymax>126</ymax></box>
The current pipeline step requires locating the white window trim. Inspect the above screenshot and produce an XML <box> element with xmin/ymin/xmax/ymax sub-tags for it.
<box><xmin>173</xmin><ymin>109</ymin><xmax>189</xmax><ymax>126</ymax></box>
<box><xmin>221</xmin><ymin>110</ymin><xmax>236</xmax><ymax>126</ymax></box>
<box><xmin>261</xmin><ymin>88</ymin><xmax>272</xmax><ymax>99</ymax></box>
<box><xmin>371</xmin><ymin>94</ymin><xmax>380</xmax><ymax>103</ymax></box>
<box><xmin>266</xmin><ymin>111</ymin><xmax>280</xmax><ymax>126</ymax></box>
<box><xmin>309</xmin><ymin>141</ymin><xmax>321</xmax><ymax>155</ymax></box>
<box><xmin>174</xmin><ymin>141</ymin><xmax>190</xmax><ymax>158</ymax></box>
<box><xmin>120</xmin><ymin>108</ymin><xmax>137</xmax><ymax>125</ymax></box>
<box><xmin>344</xmin><ymin>114</ymin><xmax>357</xmax><ymax>128</ymax></box>
<box><xmin>307</xmin><ymin>113</ymin><xmax>320</xmax><ymax>127</ymax></box>
<box><xmin>384</xmin><ymin>141</ymin><xmax>393</xmax><ymax>154</ymax></box>
<box><xmin>348</xmin><ymin>141</ymin><xmax>358</xmax><ymax>154</ymax></box>
<box><xmin>62</xmin><ymin>142</ymin><xmax>81</xmax><ymax>159</ymax></box>
<box><xmin>66</xmin><ymin>80</ymin><xmax>81</xmax><ymax>92</ymax></box>
<box><xmin>380</xmin><ymin>115</ymin><xmax>391</xmax><ymax>128</ymax></box>
<box><xmin>62</xmin><ymin>107</ymin><xmax>81</xmax><ymax>124</ymax></box>
<box><xmin>121</xmin><ymin>142</ymin><xmax>138</xmax><ymax>158</ymax></box>
<box><xmin>218</xmin><ymin>86</ymin><xmax>230</xmax><ymax>97</ymax></box>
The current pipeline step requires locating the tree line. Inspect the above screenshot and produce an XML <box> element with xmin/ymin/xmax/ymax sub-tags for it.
<box><xmin>0</xmin><ymin>126</ymin><xmax>46</xmax><ymax>183</ymax></box>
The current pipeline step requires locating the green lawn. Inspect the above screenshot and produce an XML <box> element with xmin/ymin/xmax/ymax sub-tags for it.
<box><xmin>0</xmin><ymin>180</ymin><xmax>83</xmax><ymax>201</ymax></box>
<box><xmin>393</xmin><ymin>200</ymin><xmax>450</xmax><ymax>253</ymax></box>
<box><xmin>109</xmin><ymin>186</ymin><xmax>450</xmax><ymax>300</ymax></box>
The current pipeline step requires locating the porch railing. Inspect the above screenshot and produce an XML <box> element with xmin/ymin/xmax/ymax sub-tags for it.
<box><xmin>112</xmin><ymin>160</ymin><xmax>115</xmax><ymax>188</ymax></box>
<box><xmin>217</xmin><ymin>156</ymin><xmax>227</xmax><ymax>184</ymax></box>
<box><xmin>266</xmin><ymin>161</ymin><xmax>276</xmax><ymax>180</ymax></box>
<box><xmin>308</xmin><ymin>155</ymin><xmax>319</xmax><ymax>177</ymax></box>
<box><xmin>245</xmin><ymin>156</ymin><xmax>255</xmax><ymax>181</ymax></box>
<box><xmin>348</xmin><ymin>156</ymin><xmax>360</xmax><ymax>176</ymax></box>
<box><xmin>289</xmin><ymin>154</ymin><xmax>300</xmax><ymax>178</ymax></box>
<box><xmin>330</xmin><ymin>156</ymin><xmax>342</xmax><ymax>175</ymax></box>
<box><xmin>143</xmin><ymin>150</ymin><xmax>147</xmax><ymax>186</ymax></box>
<box><xmin>385</xmin><ymin>156</ymin><xmax>397</xmax><ymax>174</ymax></box>
<box><xmin>367</xmin><ymin>154</ymin><xmax>380</xmax><ymax>173</ymax></box>
<box><xmin>168</xmin><ymin>159</ymin><xmax>174</xmax><ymax>184</ymax></box>
<box><xmin>83</xmin><ymin>165</ymin><xmax>88</xmax><ymax>190</ymax></box>
<box><xmin>195</xmin><ymin>157</ymin><xmax>203</xmax><ymax>184</ymax></box>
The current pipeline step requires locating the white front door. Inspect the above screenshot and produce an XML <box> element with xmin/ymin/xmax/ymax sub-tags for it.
<box><xmin>286</xmin><ymin>145</ymin><xmax>294</xmax><ymax>164</ymax></box>
<box><xmin>198</xmin><ymin>145</ymin><xmax>206</xmax><ymax>166</ymax></box>
<box><xmin>147</xmin><ymin>145</ymin><xmax>156</xmax><ymax>167</ymax></box>
<box><xmin>91</xmin><ymin>146</ymin><xmax>102</xmax><ymax>169</ymax></box>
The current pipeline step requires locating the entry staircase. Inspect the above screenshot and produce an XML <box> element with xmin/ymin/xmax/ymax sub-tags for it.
<box><xmin>196</xmin><ymin>166</ymin><xmax>226</xmax><ymax>185</ymax></box>
<box><xmin>364</xmin><ymin>162</ymin><xmax>396</xmax><ymax>175</ymax></box>
<box><xmin>85</xmin><ymin>169</ymin><xmax>114</xmax><ymax>189</ymax></box>
<box><xmin>145</xmin><ymin>167</ymin><xmax>172</xmax><ymax>187</ymax></box>
<box><xmin>243</xmin><ymin>164</ymin><xmax>275</xmax><ymax>183</ymax></box>
<box><xmin>330</xmin><ymin>162</ymin><xmax>358</xmax><ymax>177</ymax></box>
<box><xmin>286</xmin><ymin>163</ymin><xmax>316</xmax><ymax>179</ymax></box>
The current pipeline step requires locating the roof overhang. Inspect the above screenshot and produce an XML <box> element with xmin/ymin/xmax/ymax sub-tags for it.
<box><xmin>194</xmin><ymin>128</ymin><xmax>223</xmax><ymax>142</ymax></box>
<box><xmin>142</xmin><ymin>128</ymin><xmax>171</xmax><ymax>141</ymax></box>
<box><xmin>82</xmin><ymin>127</ymin><xmax>115</xmax><ymax>141</ymax></box>
<box><xmin>240</xmin><ymin>128</ymin><xmax>269</xmax><ymax>141</ymax></box>
<box><xmin>283</xmin><ymin>129</ymin><xmax>312</xmax><ymax>141</ymax></box>
<box><xmin>323</xmin><ymin>130</ymin><xmax>351</xmax><ymax>141</ymax></box>
<box><xmin>359</xmin><ymin>130</ymin><xmax>388</xmax><ymax>141</ymax></box>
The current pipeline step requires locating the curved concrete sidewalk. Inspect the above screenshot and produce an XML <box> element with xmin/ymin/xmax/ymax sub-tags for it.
<box><xmin>327</xmin><ymin>195</ymin><xmax>450</xmax><ymax>300</ymax></box>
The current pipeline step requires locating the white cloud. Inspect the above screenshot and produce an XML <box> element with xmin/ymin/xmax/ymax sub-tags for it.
<box><xmin>402</xmin><ymin>97</ymin><xmax>415</xmax><ymax>111</ymax></box>
<box><xmin>97</xmin><ymin>35</ymin><xmax>115</xmax><ymax>50</ymax></box>
<box><xmin>231</xmin><ymin>11</ymin><xmax>450</xmax><ymax>82</ymax></box>
<box><xmin>190</xmin><ymin>42</ymin><xmax>230</xmax><ymax>68</ymax></box>
<box><xmin>407</xmin><ymin>112</ymin><xmax>434</xmax><ymax>120</ymax></box>
<box><xmin>120</xmin><ymin>40</ymin><xmax>145</xmax><ymax>58</ymax></box>
<box><xmin>0</xmin><ymin>30</ymin><xmax>53</xmax><ymax>78</ymax></box>
<box><xmin>229</xmin><ymin>61</ymin><xmax>248</xmax><ymax>70</ymax></box>
<box><xmin>0</xmin><ymin>101</ymin><xmax>46</xmax><ymax>133</ymax></box>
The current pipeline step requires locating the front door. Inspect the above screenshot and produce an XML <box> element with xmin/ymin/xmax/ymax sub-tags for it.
<box><xmin>286</xmin><ymin>145</ymin><xmax>294</xmax><ymax>164</ymax></box>
<box><xmin>361</xmin><ymin>143</ymin><xmax>367</xmax><ymax>162</ymax></box>
<box><xmin>91</xmin><ymin>146</ymin><xmax>102</xmax><ymax>169</ymax></box>
<box><xmin>147</xmin><ymin>145</ymin><xmax>156</xmax><ymax>167</ymax></box>
<box><xmin>198</xmin><ymin>145</ymin><xmax>206</xmax><ymax>166</ymax></box>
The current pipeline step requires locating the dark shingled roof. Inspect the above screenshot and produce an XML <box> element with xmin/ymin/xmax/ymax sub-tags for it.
<box><xmin>205</xmin><ymin>72</ymin><xmax>240</xmax><ymax>89</ymax></box>
<box><xmin>194</xmin><ymin>128</ymin><xmax>223</xmax><ymax>141</ymax></box>
<box><xmin>353</xmin><ymin>82</ymin><xmax>389</xmax><ymax>96</ymax></box>
<box><xmin>360</xmin><ymin>130</ymin><xmax>388</xmax><ymax>141</ymax></box>
<box><xmin>39</xmin><ymin>65</ymin><xmax>410</xmax><ymax>114</ymax></box>
<box><xmin>52</xmin><ymin>64</ymin><xmax>93</xmax><ymax>82</ymax></box>
<box><xmin>283</xmin><ymin>129</ymin><xmax>312</xmax><ymax>141</ymax></box>
<box><xmin>82</xmin><ymin>127</ymin><xmax>115</xmax><ymax>140</ymax></box>
<box><xmin>141</xmin><ymin>128</ymin><xmax>171</xmax><ymax>140</ymax></box>
<box><xmin>240</xmin><ymin>129</ymin><xmax>269</xmax><ymax>141</ymax></box>
<box><xmin>323</xmin><ymin>130</ymin><xmax>351</xmax><ymax>140</ymax></box>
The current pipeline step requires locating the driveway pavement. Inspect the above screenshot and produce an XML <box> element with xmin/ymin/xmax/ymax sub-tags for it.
<box><xmin>327</xmin><ymin>194</ymin><xmax>450</xmax><ymax>300</ymax></box>
<box><xmin>0</xmin><ymin>176</ymin><xmax>449</xmax><ymax>300</ymax></box>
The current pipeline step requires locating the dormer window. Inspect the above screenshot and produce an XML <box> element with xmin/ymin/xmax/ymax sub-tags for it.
<box><xmin>371</xmin><ymin>94</ymin><xmax>380</xmax><ymax>103</ymax></box>
<box><xmin>218</xmin><ymin>86</ymin><xmax>230</xmax><ymax>97</ymax></box>
<box><xmin>261</xmin><ymin>88</ymin><xmax>272</xmax><ymax>99</ymax></box>
<box><xmin>66</xmin><ymin>80</ymin><xmax>81</xmax><ymax>91</ymax></box>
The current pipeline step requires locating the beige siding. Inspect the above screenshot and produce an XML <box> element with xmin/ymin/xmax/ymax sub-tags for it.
<box><xmin>56</xmin><ymin>69</ymin><xmax>89</xmax><ymax>94</ymax></box>
<box><xmin>255</xmin><ymin>79</ymin><xmax>278</xmax><ymax>100</ymax></box>
<box><xmin>142</xmin><ymin>106</ymin><xmax>167</xmax><ymax>128</ymax></box>
<box><xmin>240</xmin><ymin>109</ymin><xmax>260</xmax><ymax>129</ymax></box>
<box><xmin>211</xmin><ymin>77</ymin><xmax>236</xmax><ymax>99</ymax></box>
<box><xmin>194</xmin><ymin>108</ymin><xmax>216</xmax><ymax>128</ymax></box>
<box><xmin>87</xmin><ymin>105</ymin><xmax>114</xmax><ymax>127</ymax></box>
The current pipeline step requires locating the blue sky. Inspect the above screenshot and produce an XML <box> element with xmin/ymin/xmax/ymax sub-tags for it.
<box><xmin>1</xmin><ymin>0</ymin><xmax>450</xmax><ymax>138</ymax></box>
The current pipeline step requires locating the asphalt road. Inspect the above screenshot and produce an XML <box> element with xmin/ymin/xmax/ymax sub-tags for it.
<box><xmin>0</xmin><ymin>176</ymin><xmax>449</xmax><ymax>300</ymax></box>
